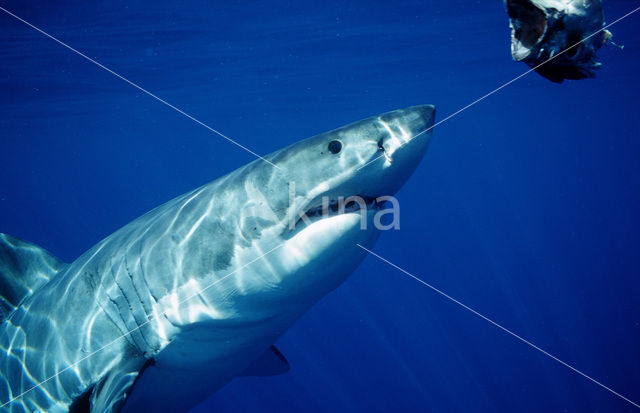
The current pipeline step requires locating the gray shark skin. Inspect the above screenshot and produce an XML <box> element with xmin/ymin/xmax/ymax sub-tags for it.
<box><xmin>505</xmin><ymin>0</ymin><xmax>611</xmax><ymax>83</ymax></box>
<box><xmin>0</xmin><ymin>105</ymin><xmax>435</xmax><ymax>412</ymax></box>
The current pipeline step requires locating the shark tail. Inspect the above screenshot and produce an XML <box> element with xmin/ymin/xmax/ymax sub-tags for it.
<box><xmin>0</xmin><ymin>233</ymin><xmax>66</xmax><ymax>322</ymax></box>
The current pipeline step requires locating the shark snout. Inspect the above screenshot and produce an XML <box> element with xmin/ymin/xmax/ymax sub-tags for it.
<box><xmin>359</xmin><ymin>104</ymin><xmax>435</xmax><ymax>197</ymax></box>
<box><xmin>378</xmin><ymin>104</ymin><xmax>435</xmax><ymax>162</ymax></box>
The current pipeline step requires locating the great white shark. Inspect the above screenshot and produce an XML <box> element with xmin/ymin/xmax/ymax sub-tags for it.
<box><xmin>0</xmin><ymin>104</ymin><xmax>435</xmax><ymax>412</ymax></box>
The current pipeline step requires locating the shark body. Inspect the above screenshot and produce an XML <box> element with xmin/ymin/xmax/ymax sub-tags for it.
<box><xmin>0</xmin><ymin>105</ymin><xmax>435</xmax><ymax>412</ymax></box>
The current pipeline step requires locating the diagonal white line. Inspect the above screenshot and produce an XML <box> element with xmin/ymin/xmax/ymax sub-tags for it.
<box><xmin>356</xmin><ymin>244</ymin><xmax>640</xmax><ymax>409</ymax></box>
<box><xmin>358</xmin><ymin>5</ymin><xmax>640</xmax><ymax>171</ymax></box>
<box><xmin>0</xmin><ymin>243</ymin><xmax>283</xmax><ymax>408</ymax></box>
<box><xmin>2</xmin><ymin>2</ymin><xmax>638</xmax><ymax>410</ymax></box>
<box><xmin>0</xmin><ymin>6</ymin><xmax>281</xmax><ymax>170</ymax></box>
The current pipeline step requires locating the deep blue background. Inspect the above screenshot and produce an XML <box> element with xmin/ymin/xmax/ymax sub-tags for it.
<box><xmin>1</xmin><ymin>1</ymin><xmax>639</xmax><ymax>411</ymax></box>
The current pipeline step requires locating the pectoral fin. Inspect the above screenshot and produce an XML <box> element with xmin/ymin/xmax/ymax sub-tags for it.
<box><xmin>240</xmin><ymin>345</ymin><xmax>290</xmax><ymax>377</ymax></box>
<box><xmin>78</xmin><ymin>358</ymin><xmax>149</xmax><ymax>413</ymax></box>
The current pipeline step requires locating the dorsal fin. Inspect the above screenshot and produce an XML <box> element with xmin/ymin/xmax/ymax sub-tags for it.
<box><xmin>0</xmin><ymin>233</ymin><xmax>66</xmax><ymax>322</ymax></box>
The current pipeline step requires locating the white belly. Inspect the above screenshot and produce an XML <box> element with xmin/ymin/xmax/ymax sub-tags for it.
<box><xmin>124</xmin><ymin>212</ymin><xmax>380</xmax><ymax>412</ymax></box>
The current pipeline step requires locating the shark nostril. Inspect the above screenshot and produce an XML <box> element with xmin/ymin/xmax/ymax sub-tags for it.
<box><xmin>377</xmin><ymin>138</ymin><xmax>385</xmax><ymax>151</ymax></box>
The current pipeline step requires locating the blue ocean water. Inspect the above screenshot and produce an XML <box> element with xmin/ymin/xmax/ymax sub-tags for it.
<box><xmin>1</xmin><ymin>1</ymin><xmax>639</xmax><ymax>411</ymax></box>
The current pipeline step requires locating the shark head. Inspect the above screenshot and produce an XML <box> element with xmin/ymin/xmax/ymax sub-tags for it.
<box><xmin>273</xmin><ymin>104</ymin><xmax>435</xmax><ymax>225</ymax></box>
<box><xmin>140</xmin><ymin>105</ymin><xmax>436</xmax><ymax>328</ymax></box>
<box><xmin>140</xmin><ymin>105</ymin><xmax>436</xmax><ymax>324</ymax></box>
<box><xmin>237</xmin><ymin>104</ymin><xmax>437</xmax><ymax>298</ymax></box>
<box><xmin>505</xmin><ymin>0</ymin><xmax>611</xmax><ymax>83</ymax></box>
<box><xmin>143</xmin><ymin>104</ymin><xmax>436</xmax><ymax>342</ymax></box>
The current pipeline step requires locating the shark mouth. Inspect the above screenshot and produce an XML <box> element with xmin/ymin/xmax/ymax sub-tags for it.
<box><xmin>291</xmin><ymin>195</ymin><xmax>384</xmax><ymax>230</ymax></box>
<box><xmin>305</xmin><ymin>196</ymin><xmax>381</xmax><ymax>216</ymax></box>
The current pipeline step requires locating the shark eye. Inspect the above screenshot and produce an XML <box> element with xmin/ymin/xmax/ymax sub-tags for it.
<box><xmin>328</xmin><ymin>140</ymin><xmax>342</xmax><ymax>154</ymax></box>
